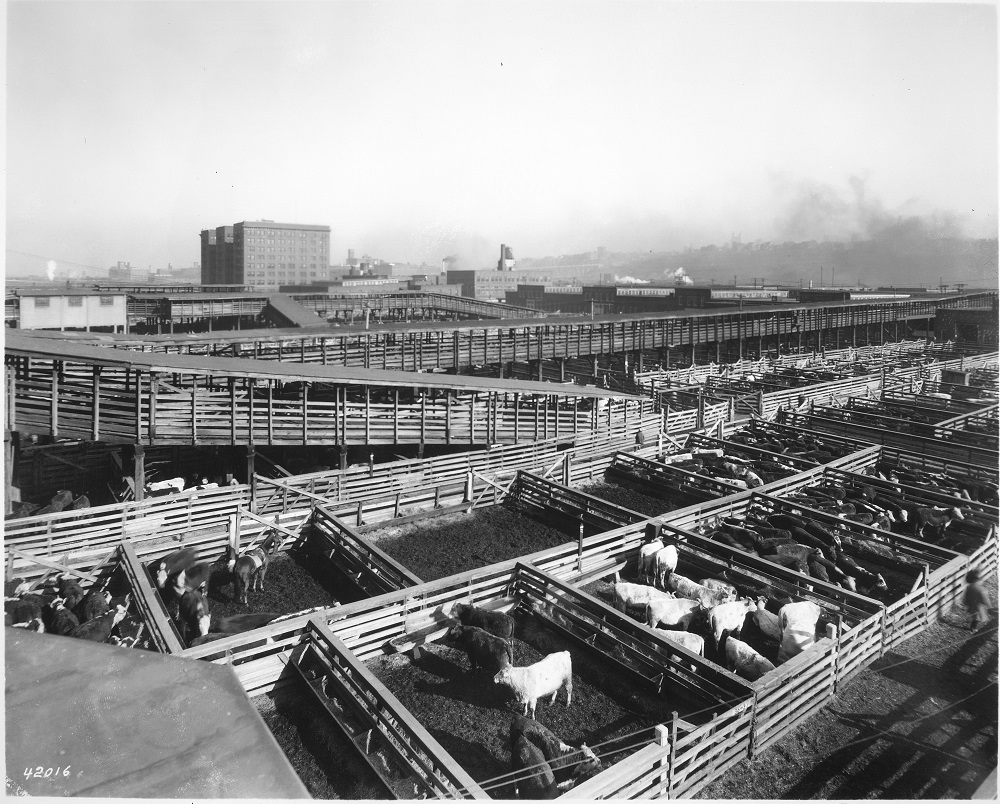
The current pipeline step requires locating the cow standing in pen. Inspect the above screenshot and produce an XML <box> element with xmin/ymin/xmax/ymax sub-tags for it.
<box><xmin>234</xmin><ymin>530</ymin><xmax>284</xmax><ymax>606</ymax></box>
<box><xmin>495</xmin><ymin>651</ymin><xmax>573</xmax><ymax>719</ymax></box>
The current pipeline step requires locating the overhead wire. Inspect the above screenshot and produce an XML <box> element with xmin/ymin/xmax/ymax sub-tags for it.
<box><xmin>816</xmin><ymin>681</ymin><xmax>998</xmax><ymax>772</ymax></box>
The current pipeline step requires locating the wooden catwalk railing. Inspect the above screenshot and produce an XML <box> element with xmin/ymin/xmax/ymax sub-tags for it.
<box><xmin>5</xmin><ymin>356</ymin><xmax>655</xmax><ymax>446</ymax></box>
<box><xmin>16</xmin><ymin>293</ymin><xmax>996</xmax><ymax>373</ymax></box>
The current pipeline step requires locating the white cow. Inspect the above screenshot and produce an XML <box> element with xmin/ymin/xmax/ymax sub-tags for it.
<box><xmin>666</xmin><ymin>573</ymin><xmax>733</xmax><ymax>608</ymax></box>
<box><xmin>638</xmin><ymin>539</ymin><xmax>665</xmax><ymax>583</ymax></box>
<box><xmin>645</xmin><ymin>597</ymin><xmax>702</xmax><ymax>631</ymax></box>
<box><xmin>777</xmin><ymin>601</ymin><xmax>821</xmax><ymax>663</ymax></box>
<box><xmin>653</xmin><ymin>545</ymin><xmax>679</xmax><ymax>589</ymax></box>
<box><xmin>726</xmin><ymin>637</ymin><xmax>776</xmax><ymax>680</ymax></box>
<box><xmin>494</xmin><ymin>651</ymin><xmax>573</xmax><ymax>719</ymax></box>
<box><xmin>613</xmin><ymin>581</ymin><xmax>674</xmax><ymax>612</ymax></box>
<box><xmin>708</xmin><ymin>598</ymin><xmax>756</xmax><ymax>652</ymax></box>
<box><xmin>657</xmin><ymin>630</ymin><xmax>705</xmax><ymax>656</ymax></box>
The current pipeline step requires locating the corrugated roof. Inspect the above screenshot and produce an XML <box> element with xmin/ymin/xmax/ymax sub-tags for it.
<box><xmin>5</xmin><ymin>331</ymin><xmax>638</xmax><ymax>397</ymax></box>
<box><xmin>5</xmin><ymin>630</ymin><xmax>309</xmax><ymax>798</ymax></box>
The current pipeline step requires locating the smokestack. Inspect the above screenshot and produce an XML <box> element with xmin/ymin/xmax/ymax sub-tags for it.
<box><xmin>498</xmin><ymin>244</ymin><xmax>515</xmax><ymax>272</ymax></box>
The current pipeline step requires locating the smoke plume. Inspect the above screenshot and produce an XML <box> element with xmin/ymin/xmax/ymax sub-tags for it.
<box><xmin>666</xmin><ymin>266</ymin><xmax>694</xmax><ymax>285</ymax></box>
<box><xmin>774</xmin><ymin>175</ymin><xmax>965</xmax><ymax>243</ymax></box>
<box><xmin>46</xmin><ymin>260</ymin><xmax>57</xmax><ymax>282</ymax></box>
<box><xmin>614</xmin><ymin>275</ymin><xmax>650</xmax><ymax>284</ymax></box>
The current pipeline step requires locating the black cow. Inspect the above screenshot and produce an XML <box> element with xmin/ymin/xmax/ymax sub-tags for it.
<box><xmin>68</xmin><ymin>599</ymin><xmax>130</xmax><ymax>642</ymax></box>
<box><xmin>451</xmin><ymin>602</ymin><xmax>515</xmax><ymax>643</ymax></box>
<box><xmin>509</xmin><ymin>713</ymin><xmax>603</xmax><ymax>797</ymax></box>
<box><xmin>913</xmin><ymin>507</ymin><xmax>965</xmax><ymax>541</ymax></box>
<box><xmin>46</xmin><ymin>597</ymin><xmax>80</xmax><ymax>635</ymax></box>
<box><xmin>76</xmin><ymin>587</ymin><xmax>111</xmax><ymax>622</ymax></box>
<box><xmin>148</xmin><ymin>547</ymin><xmax>199</xmax><ymax>590</ymax></box>
<box><xmin>512</xmin><ymin>733</ymin><xmax>559</xmax><ymax>798</ymax></box>
<box><xmin>58</xmin><ymin>576</ymin><xmax>86</xmax><ymax>612</ymax></box>
<box><xmin>177</xmin><ymin>589</ymin><xmax>211</xmax><ymax>646</ymax></box>
<box><xmin>447</xmin><ymin>624</ymin><xmax>513</xmax><ymax>679</ymax></box>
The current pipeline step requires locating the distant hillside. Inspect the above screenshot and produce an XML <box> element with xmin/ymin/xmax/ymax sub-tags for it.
<box><xmin>612</xmin><ymin>237</ymin><xmax>998</xmax><ymax>289</ymax></box>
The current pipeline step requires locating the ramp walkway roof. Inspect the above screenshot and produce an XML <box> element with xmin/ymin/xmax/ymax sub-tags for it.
<box><xmin>6</xmin><ymin>330</ymin><xmax>637</xmax><ymax>398</ymax></box>
<box><xmin>5</xmin><ymin>630</ymin><xmax>309</xmax><ymax>798</ymax></box>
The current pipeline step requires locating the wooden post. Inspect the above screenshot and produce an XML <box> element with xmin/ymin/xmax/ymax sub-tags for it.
<box><xmin>465</xmin><ymin>472</ymin><xmax>473</xmax><ymax>503</ymax></box>
<box><xmin>229</xmin><ymin>513</ymin><xmax>239</xmax><ymax>551</ymax></box>
<box><xmin>577</xmin><ymin>519</ymin><xmax>584</xmax><ymax>573</ymax></box>
<box><xmin>4</xmin><ymin>430</ymin><xmax>14</xmax><ymax>517</ymax></box>
<box><xmin>302</xmin><ymin>382</ymin><xmax>309</xmax><ymax>445</ymax></box>
<box><xmin>445</xmin><ymin>392</ymin><xmax>452</xmax><ymax>444</ymax></box>
<box><xmin>133</xmin><ymin>444</ymin><xmax>146</xmax><ymax>502</ymax></box>
<box><xmin>5</xmin><ymin>365</ymin><xmax>15</xmax><ymax>433</ymax></box>
<box><xmin>91</xmin><ymin>366</ymin><xmax>101</xmax><ymax>441</ymax></box>
<box><xmin>148</xmin><ymin>372</ymin><xmax>161</xmax><ymax>444</ymax></box>
<box><xmin>230</xmin><ymin>378</ymin><xmax>237</xmax><ymax>444</ymax></box>
<box><xmin>50</xmin><ymin>360</ymin><xmax>59</xmax><ymax>437</ymax></box>
<box><xmin>246</xmin><ymin>378</ymin><xmax>255</xmax><ymax>444</ymax></box>
<box><xmin>246</xmin><ymin>445</ymin><xmax>257</xmax><ymax>513</ymax></box>
<box><xmin>656</xmin><ymin>722</ymin><xmax>671</xmax><ymax>797</ymax></box>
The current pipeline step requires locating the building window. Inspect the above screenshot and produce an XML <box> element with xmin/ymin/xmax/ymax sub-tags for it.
<box><xmin>68</xmin><ymin>297</ymin><xmax>83</xmax><ymax>307</ymax></box>
<box><xmin>99</xmin><ymin>296</ymin><xmax>115</xmax><ymax>306</ymax></box>
<box><xmin>34</xmin><ymin>297</ymin><xmax>50</xmax><ymax>308</ymax></box>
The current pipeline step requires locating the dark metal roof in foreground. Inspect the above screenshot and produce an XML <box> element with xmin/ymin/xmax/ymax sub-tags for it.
<box><xmin>5</xmin><ymin>630</ymin><xmax>309</xmax><ymax>799</ymax></box>
<box><xmin>5</xmin><ymin>331</ymin><xmax>637</xmax><ymax>398</ymax></box>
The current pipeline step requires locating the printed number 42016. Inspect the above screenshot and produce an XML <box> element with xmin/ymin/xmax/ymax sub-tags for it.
<box><xmin>23</xmin><ymin>767</ymin><xmax>71</xmax><ymax>779</ymax></box>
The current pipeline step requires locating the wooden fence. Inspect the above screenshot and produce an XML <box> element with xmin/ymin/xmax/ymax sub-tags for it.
<box><xmin>779</xmin><ymin>409</ymin><xmax>997</xmax><ymax>467</ymax></box>
<box><xmin>3</xmin><ymin>409</ymin><xmax>668</xmax><ymax>583</ymax></box>
<box><xmin>294</xmin><ymin>619</ymin><xmax>490</xmax><ymax>799</ymax></box>
<box><xmin>8</xmin><ymin>356</ymin><xmax>655</xmax><ymax>446</ymax></box>
<box><xmin>310</xmin><ymin>505</ymin><xmax>424</xmax><ymax>597</ymax></box>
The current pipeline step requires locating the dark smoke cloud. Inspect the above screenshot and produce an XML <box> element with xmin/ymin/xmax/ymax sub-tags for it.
<box><xmin>774</xmin><ymin>175</ymin><xmax>965</xmax><ymax>243</ymax></box>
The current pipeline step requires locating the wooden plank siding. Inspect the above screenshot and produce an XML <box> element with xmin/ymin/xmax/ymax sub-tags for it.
<box><xmin>118</xmin><ymin>539</ymin><xmax>186</xmax><ymax>654</ymax></box>
<box><xmin>748</xmin><ymin>635</ymin><xmax>838</xmax><ymax>756</ymax></box>
<box><xmin>302</xmin><ymin>619</ymin><xmax>490</xmax><ymax>799</ymax></box>
<box><xmin>310</xmin><ymin>505</ymin><xmax>424</xmax><ymax>596</ymax></box>
<box><xmin>6</xmin><ymin>355</ymin><xmax>658</xmax><ymax>446</ymax></box>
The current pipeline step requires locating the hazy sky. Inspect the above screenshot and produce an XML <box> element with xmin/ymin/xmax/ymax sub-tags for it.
<box><xmin>6</xmin><ymin>1</ymin><xmax>997</xmax><ymax>275</ymax></box>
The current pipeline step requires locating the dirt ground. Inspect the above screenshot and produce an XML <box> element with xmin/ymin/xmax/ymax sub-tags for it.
<box><xmin>203</xmin><ymin>547</ymin><xmax>348</xmax><ymax>623</ymax></box>
<box><xmin>363</xmin><ymin>505</ymin><xmax>573</xmax><ymax>581</ymax></box>
<box><xmin>696</xmin><ymin>572</ymin><xmax>999</xmax><ymax>799</ymax></box>
<box><xmin>578</xmin><ymin>479</ymin><xmax>685</xmax><ymax>519</ymax></box>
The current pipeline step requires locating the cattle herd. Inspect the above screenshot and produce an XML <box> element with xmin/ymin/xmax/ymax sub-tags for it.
<box><xmin>147</xmin><ymin>529</ymin><xmax>290</xmax><ymax>646</ymax></box>
<box><xmin>609</xmin><ymin>534</ymin><xmax>826</xmax><ymax>682</ymax></box>
<box><xmin>4</xmin><ymin>574</ymin><xmax>141</xmax><ymax>648</ymax></box>
<box><xmin>4</xmin><ymin>528</ymin><xmax>301</xmax><ymax>653</ymax></box>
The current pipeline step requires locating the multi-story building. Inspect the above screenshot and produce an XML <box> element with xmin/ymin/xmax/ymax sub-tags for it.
<box><xmin>200</xmin><ymin>220</ymin><xmax>330</xmax><ymax>289</ymax></box>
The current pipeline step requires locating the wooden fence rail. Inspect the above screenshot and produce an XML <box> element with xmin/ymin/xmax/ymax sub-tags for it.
<box><xmin>299</xmin><ymin>619</ymin><xmax>490</xmax><ymax>799</ymax></box>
